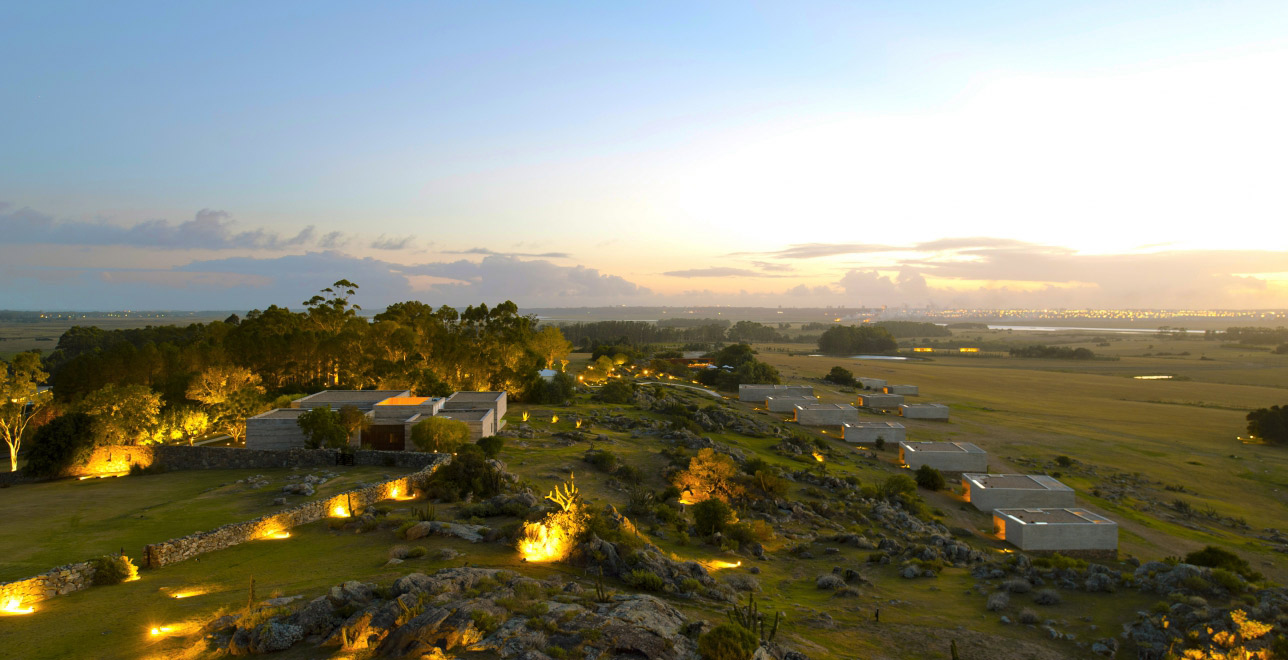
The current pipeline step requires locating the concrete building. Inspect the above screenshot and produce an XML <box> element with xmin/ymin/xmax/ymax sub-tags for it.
<box><xmin>765</xmin><ymin>395</ymin><xmax>818</xmax><ymax>413</ymax></box>
<box><xmin>841</xmin><ymin>421</ymin><xmax>905</xmax><ymax>445</ymax></box>
<box><xmin>294</xmin><ymin>390</ymin><xmax>412</xmax><ymax>411</ymax></box>
<box><xmin>962</xmin><ymin>474</ymin><xmax>1075</xmax><ymax>513</ymax></box>
<box><xmin>738</xmin><ymin>384</ymin><xmax>815</xmax><ymax>403</ymax></box>
<box><xmin>442</xmin><ymin>391</ymin><xmax>508</xmax><ymax>421</ymax></box>
<box><xmin>899</xmin><ymin>441</ymin><xmax>988</xmax><ymax>472</ymax></box>
<box><xmin>857</xmin><ymin>377</ymin><xmax>887</xmax><ymax>390</ymax></box>
<box><xmin>900</xmin><ymin>403</ymin><xmax>950</xmax><ymax>420</ymax></box>
<box><xmin>856</xmin><ymin>393</ymin><xmax>905</xmax><ymax>410</ymax></box>
<box><xmin>993</xmin><ymin>508</ymin><xmax>1118</xmax><ymax>554</ymax></box>
<box><xmin>245</xmin><ymin>409</ymin><xmax>314</xmax><ymax>450</ymax></box>
<box><xmin>883</xmin><ymin>384</ymin><xmax>919</xmax><ymax>396</ymax></box>
<box><xmin>793</xmin><ymin>403</ymin><xmax>860</xmax><ymax>426</ymax></box>
<box><xmin>437</xmin><ymin>408</ymin><xmax>498</xmax><ymax>440</ymax></box>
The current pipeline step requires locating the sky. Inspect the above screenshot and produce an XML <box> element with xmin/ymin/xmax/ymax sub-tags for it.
<box><xmin>2</xmin><ymin>1</ymin><xmax>1287</xmax><ymax>311</ymax></box>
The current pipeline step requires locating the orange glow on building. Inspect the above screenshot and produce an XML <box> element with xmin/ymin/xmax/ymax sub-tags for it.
<box><xmin>913</xmin><ymin>347</ymin><xmax>933</xmax><ymax>353</ymax></box>
<box><xmin>959</xmin><ymin>347</ymin><xmax>979</xmax><ymax>353</ymax></box>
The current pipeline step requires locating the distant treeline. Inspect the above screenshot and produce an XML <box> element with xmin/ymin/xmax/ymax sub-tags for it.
<box><xmin>554</xmin><ymin>319</ymin><xmax>789</xmax><ymax>348</ymax></box>
<box><xmin>946</xmin><ymin>322</ymin><xmax>990</xmax><ymax>330</ymax></box>
<box><xmin>1009</xmin><ymin>345</ymin><xmax>1096</xmax><ymax>360</ymax></box>
<box><xmin>1215</xmin><ymin>327</ymin><xmax>1288</xmax><ymax>345</ymax></box>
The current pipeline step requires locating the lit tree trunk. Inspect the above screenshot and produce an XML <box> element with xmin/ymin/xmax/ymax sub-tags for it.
<box><xmin>6</xmin><ymin>442</ymin><xmax>16</xmax><ymax>473</ymax></box>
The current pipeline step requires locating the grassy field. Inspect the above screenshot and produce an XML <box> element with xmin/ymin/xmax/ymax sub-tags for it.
<box><xmin>0</xmin><ymin>465</ymin><xmax>412</xmax><ymax>582</ymax></box>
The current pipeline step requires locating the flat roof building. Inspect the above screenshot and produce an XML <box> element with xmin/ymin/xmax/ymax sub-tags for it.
<box><xmin>442</xmin><ymin>391</ymin><xmax>507</xmax><ymax>420</ymax></box>
<box><xmin>884</xmin><ymin>384</ymin><xmax>918</xmax><ymax>396</ymax></box>
<box><xmin>842</xmin><ymin>421</ymin><xmax>905</xmax><ymax>445</ymax></box>
<box><xmin>765</xmin><ymin>395</ymin><xmax>818</xmax><ymax>413</ymax></box>
<box><xmin>793</xmin><ymin>403</ymin><xmax>860</xmax><ymax>427</ymax></box>
<box><xmin>962</xmin><ymin>474</ymin><xmax>1075</xmax><ymax>512</ymax></box>
<box><xmin>294</xmin><ymin>390</ymin><xmax>412</xmax><ymax>411</ymax></box>
<box><xmin>857</xmin><ymin>393</ymin><xmax>905</xmax><ymax>410</ymax></box>
<box><xmin>993</xmin><ymin>507</ymin><xmax>1118</xmax><ymax>555</ymax></box>
<box><xmin>900</xmin><ymin>403</ymin><xmax>950</xmax><ymax>420</ymax></box>
<box><xmin>857</xmin><ymin>377</ymin><xmax>887</xmax><ymax>390</ymax></box>
<box><xmin>738</xmin><ymin>384</ymin><xmax>814</xmax><ymax>403</ymax></box>
<box><xmin>899</xmin><ymin>441</ymin><xmax>987</xmax><ymax>473</ymax></box>
<box><xmin>437</xmin><ymin>408</ymin><xmax>498</xmax><ymax>440</ymax></box>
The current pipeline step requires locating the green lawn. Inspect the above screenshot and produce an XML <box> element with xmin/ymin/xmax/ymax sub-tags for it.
<box><xmin>0</xmin><ymin>465</ymin><xmax>411</xmax><ymax>582</ymax></box>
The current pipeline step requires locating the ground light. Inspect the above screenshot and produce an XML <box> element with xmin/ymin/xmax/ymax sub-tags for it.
<box><xmin>261</xmin><ymin>529</ymin><xmax>291</xmax><ymax>540</ymax></box>
<box><xmin>551</xmin><ymin>415</ymin><xmax>559</xmax><ymax>424</ymax></box>
<box><xmin>707</xmin><ymin>560</ymin><xmax>742</xmax><ymax>570</ymax></box>
<box><xmin>169</xmin><ymin>588</ymin><xmax>210</xmax><ymax>599</ymax></box>
<box><xmin>331</xmin><ymin>504</ymin><xmax>350</xmax><ymax>517</ymax></box>
<box><xmin>2</xmin><ymin>597</ymin><xmax>34</xmax><ymax>615</ymax></box>
<box><xmin>518</xmin><ymin>476</ymin><xmax>585</xmax><ymax>563</ymax></box>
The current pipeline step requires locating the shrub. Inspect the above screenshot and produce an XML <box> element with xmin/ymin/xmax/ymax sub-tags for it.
<box><xmin>680</xmin><ymin>577</ymin><xmax>703</xmax><ymax>593</ymax></box>
<box><xmin>1184</xmin><ymin>546</ymin><xmax>1263</xmax><ymax>581</ymax></box>
<box><xmin>389</xmin><ymin>545</ymin><xmax>413</xmax><ymax>560</ymax></box>
<box><xmin>23</xmin><ymin>413</ymin><xmax>96</xmax><ymax>478</ymax></box>
<box><xmin>914</xmin><ymin>465</ymin><xmax>945</xmax><ymax>491</ymax></box>
<box><xmin>697</xmin><ymin>623</ymin><xmax>758</xmax><ymax>660</ymax></box>
<box><xmin>470</xmin><ymin>610</ymin><xmax>503</xmax><ymax>634</ymax></box>
<box><xmin>742</xmin><ymin>457</ymin><xmax>770</xmax><ymax>476</ymax></box>
<box><xmin>1017</xmin><ymin>608</ymin><xmax>1040</xmax><ymax>625</ymax></box>
<box><xmin>986</xmin><ymin>592</ymin><xmax>1010</xmax><ymax>611</ymax></box>
<box><xmin>1032</xmin><ymin>588</ymin><xmax>1062</xmax><ymax>606</ymax></box>
<box><xmin>476</xmin><ymin>436</ymin><xmax>504</xmax><ymax>458</ymax></box>
<box><xmin>593</xmin><ymin>380</ymin><xmax>636</xmax><ymax>404</ymax></box>
<box><xmin>614</xmin><ymin>464</ymin><xmax>643</xmax><ymax>484</ymax></box>
<box><xmin>424</xmin><ymin>445</ymin><xmax>504</xmax><ymax>501</ymax></box>
<box><xmin>1209</xmin><ymin>568</ymin><xmax>1245</xmax><ymax>593</ymax></box>
<box><xmin>583</xmin><ymin>449</ymin><xmax>619</xmax><ymax>473</ymax></box>
<box><xmin>752</xmin><ymin>470</ymin><xmax>789</xmax><ymax>497</ymax></box>
<box><xmin>410</xmin><ymin>416</ymin><xmax>469</xmax><ymax>453</ymax></box>
<box><xmin>874</xmin><ymin>436</ymin><xmax>886</xmax><ymax>451</ymax></box>
<box><xmin>624</xmin><ymin>569</ymin><xmax>666</xmax><ymax>592</ymax></box>
<box><xmin>1001</xmin><ymin>579</ymin><xmax>1032</xmax><ymax>594</ymax></box>
<box><xmin>724</xmin><ymin>520</ymin><xmax>775</xmax><ymax>545</ymax></box>
<box><xmin>823</xmin><ymin>366</ymin><xmax>856</xmax><ymax>386</ymax></box>
<box><xmin>91</xmin><ymin>554</ymin><xmax>138</xmax><ymax>586</ymax></box>
<box><xmin>691</xmin><ymin>499</ymin><xmax>734</xmax><ymax>536</ymax></box>
<box><xmin>406</xmin><ymin>546</ymin><xmax>427</xmax><ymax>559</ymax></box>
<box><xmin>878</xmin><ymin>475</ymin><xmax>917</xmax><ymax>499</ymax></box>
<box><xmin>1055</xmin><ymin>455</ymin><xmax>1073</xmax><ymax>468</ymax></box>
<box><xmin>816</xmin><ymin>574</ymin><xmax>844</xmax><ymax>590</ymax></box>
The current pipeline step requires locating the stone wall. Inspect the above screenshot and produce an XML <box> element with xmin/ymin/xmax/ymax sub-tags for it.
<box><xmin>0</xmin><ymin>560</ymin><xmax>97</xmax><ymax>607</ymax></box>
<box><xmin>141</xmin><ymin>454</ymin><xmax>449</xmax><ymax>568</ymax></box>
<box><xmin>66</xmin><ymin>445</ymin><xmax>442</xmax><ymax>479</ymax></box>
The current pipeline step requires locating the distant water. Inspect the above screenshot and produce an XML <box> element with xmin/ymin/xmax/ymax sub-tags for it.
<box><xmin>987</xmin><ymin>325</ymin><xmax>1203</xmax><ymax>334</ymax></box>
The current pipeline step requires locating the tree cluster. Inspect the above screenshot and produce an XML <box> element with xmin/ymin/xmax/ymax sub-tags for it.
<box><xmin>1008</xmin><ymin>345</ymin><xmax>1095</xmax><ymax>360</ymax></box>
<box><xmin>1246</xmin><ymin>405</ymin><xmax>1288</xmax><ymax>446</ymax></box>
<box><xmin>816</xmin><ymin>325</ymin><xmax>898</xmax><ymax>355</ymax></box>
<box><xmin>873</xmin><ymin>321</ymin><xmax>952</xmax><ymax>338</ymax></box>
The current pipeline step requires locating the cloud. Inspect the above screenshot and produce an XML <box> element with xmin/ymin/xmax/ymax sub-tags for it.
<box><xmin>371</xmin><ymin>235</ymin><xmax>416</xmax><ymax>250</ymax></box>
<box><xmin>408</xmin><ymin>255</ymin><xmax>649</xmax><ymax>303</ymax></box>
<box><xmin>662</xmin><ymin>267</ymin><xmax>788</xmax><ymax>278</ymax></box>
<box><xmin>730</xmin><ymin>243</ymin><xmax>899</xmax><ymax>260</ymax></box>
<box><xmin>0</xmin><ymin>205</ymin><xmax>336</xmax><ymax>251</ymax></box>
<box><xmin>751</xmin><ymin>261</ymin><xmax>795</xmax><ymax>273</ymax></box>
<box><xmin>443</xmin><ymin>247</ymin><xmax>572</xmax><ymax>259</ymax></box>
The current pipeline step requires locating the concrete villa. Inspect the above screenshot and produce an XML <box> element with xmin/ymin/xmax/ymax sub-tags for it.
<box><xmin>993</xmin><ymin>508</ymin><xmax>1119</xmax><ymax>555</ymax></box>
<box><xmin>765</xmin><ymin>395</ymin><xmax>819</xmax><ymax>413</ymax></box>
<box><xmin>857</xmin><ymin>377</ymin><xmax>887</xmax><ymax>390</ymax></box>
<box><xmin>841</xmin><ymin>421</ymin><xmax>905</xmax><ymax>445</ymax></box>
<box><xmin>247</xmin><ymin>389</ymin><xmax>507</xmax><ymax>450</ymax></box>
<box><xmin>962</xmin><ymin>474</ymin><xmax>1075</xmax><ymax>512</ymax></box>
<box><xmin>883</xmin><ymin>384</ymin><xmax>919</xmax><ymax>396</ymax></box>
<box><xmin>857</xmin><ymin>393</ymin><xmax>905</xmax><ymax>410</ymax></box>
<box><xmin>793</xmin><ymin>403</ymin><xmax>860</xmax><ymax>427</ymax></box>
<box><xmin>899</xmin><ymin>441</ymin><xmax>988</xmax><ymax>472</ymax></box>
<box><xmin>738</xmin><ymin>384</ymin><xmax>815</xmax><ymax>403</ymax></box>
<box><xmin>900</xmin><ymin>403</ymin><xmax>950</xmax><ymax>420</ymax></box>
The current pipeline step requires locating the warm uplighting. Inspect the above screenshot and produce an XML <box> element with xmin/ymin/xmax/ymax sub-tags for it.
<box><xmin>518</xmin><ymin>476</ymin><xmax>585</xmax><ymax>563</ymax></box>
<box><xmin>1</xmin><ymin>597</ymin><xmax>34</xmax><ymax>615</ymax></box>
<box><xmin>261</xmin><ymin>529</ymin><xmax>291</xmax><ymax>540</ymax></box>
<box><xmin>574</xmin><ymin>419</ymin><xmax>582</xmax><ymax>429</ymax></box>
<box><xmin>551</xmin><ymin>415</ymin><xmax>559</xmax><ymax>424</ymax></box>
<box><xmin>78</xmin><ymin>471</ymin><xmax>129</xmax><ymax>480</ymax></box>
<box><xmin>707</xmin><ymin>560</ymin><xmax>742</xmax><ymax>570</ymax></box>
<box><xmin>521</xmin><ymin>411</ymin><xmax>530</xmax><ymax>422</ymax></box>
<box><xmin>170</xmin><ymin>588</ymin><xmax>210</xmax><ymax>599</ymax></box>
<box><xmin>678</xmin><ymin>497</ymin><xmax>695</xmax><ymax>506</ymax></box>
<box><xmin>811</xmin><ymin>451</ymin><xmax>825</xmax><ymax>463</ymax></box>
<box><xmin>149</xmin><ymin>626</ymin><xmax>174</xmax><ymax>636</ymax></box>
<box><xmin>331</xmin><ymin>504</ymin><xmax>350</xmax><ymax>518</ymax></box>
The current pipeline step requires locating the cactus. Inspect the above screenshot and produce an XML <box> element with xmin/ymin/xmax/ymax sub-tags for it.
<box><xmin>593</xmin><ymin>567</ymin><xmax>612</xmax><ymax>603</ymax></box>
<box><xmin>728</xmin><ymin>593</ymin><xmax>783</xmax><ymax>643</ymax></box>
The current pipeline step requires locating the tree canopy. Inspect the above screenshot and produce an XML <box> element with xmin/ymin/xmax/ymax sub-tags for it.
<box><xmin>817</xmin><ymin>325</ymin><xmax>897</xmax><ymax>354</ymax></box>
<box><xmin>410</xmin><ymin>416</ymin><xmax>470</xmax><ymax>453</ymax></box>
<box><xmin>1247</xmin><ymin>405</ymin><xmax>1288</xmax><ymax>445</ymax></box>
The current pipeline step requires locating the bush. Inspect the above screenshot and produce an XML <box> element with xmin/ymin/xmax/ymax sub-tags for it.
<box><xmin>914</xmin><ymin>465</ymin><xmax>945</xmax><ymax>491</ymax></box>
<box><xmin>1032</xmin><ymin>588</ymin><xmax>1062</xmax><ymax>605</ymax></box>
<box><xmin>816</xmin><ymin>574</ymin><xmax>844</xmax><ymax>590</ymax></box>
<box><xmin>986</xmin><ymin>592</ymin><xmax>1010</xmax><ymax>611</ymax></box>
<box><xmin>23</xmin><ymin>413</ymin><xmax>97</xmax><ymax>478</ymax></box>
<box><xmin>679</xmin><ymin>577</ymin><xmax>703</xmax><ymax>593</ymax></box>
<box><xmin>91</xmin><ymin>554</ymin><xmax>138</xmax><ymax>586</ymax></box>
<box><xmin>583</xmin><ymin>449</ymin><xmax>619</xmax><ymax>473</ymax></box>
<box><xmin>423</xmin><ymin>445</ymin><xmax>504</xmax><ymax>501</ymax></box>
<box><xmin>1184</xmin><ymin>546</ymin><xmax>1263</xmax><ymax>581</ymax></box>
<box><xmin>691</xmin><ymin>499</ymin><xmax>734</xmax><ymax>536</ymax></box>
<box><xmin>1055</xmin><ymin>455</ymin><xmax>1073</xmax><ymax>467</ymax></box>
<box><xmin>624</xmin><ymin>569</ymin><xmax>666</xmax><ymax>592</ymax></box>
<box><xmin>751</xmin><ymin>470</ymin><xmax>789</xmax><ymax>497</ymax></box>
<box><xmin>878</xmin><ymin>474</ymin><xmax>917</xmax><ymax>499</ymax></box>
<box><xmin>1209</xmin><ymin>568</ymin><xmax>1245</xmax><ymax>593</ymax></box>
<box><xmin>476</xmin><ymin>436</ymin><xmax>504</xmax><ymax>458</ymax></box>
<box><xmin>1017</xmin><ymin>608</ymin><xmax>1040</xmax><ymax>625</ymax></box>
<box><xmin>410</xmin><ymin>416</ymin><xmax>470</xmax><ymax>453</ymax></box>
<box><xmin>614</xmin><ymin>464</ymin><xmax>643</xmax><ymax>484</ymax></box>
<box><xmin>1001</xmin><ymin>579</ymin><xmax>1032</xmax><ymax>594</ymax></box>
<box><xmin>724</xmin><ymin>520</ymin><xmax>775</xmax><ymax>545</ymax></box>
<box><xmin>593</xmin><ymin>379</ymin><xmax>637</xmax><ymax>404</ymax></box>
<box><xmin>697</xmin><ymin>623</ymin><xmax>758</xmax><ymax>660</ymax></box>
<box><xmin>823</xmin><ymin>366</ymin><xmax>856</xmax><ymax>386</ymax></box>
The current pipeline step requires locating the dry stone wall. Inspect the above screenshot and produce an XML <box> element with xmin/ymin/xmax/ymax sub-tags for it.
<box><xmin>142</xmin><ymin>454</ymin><xmax>450</xmax><ymax>568</ymax></box>
<box><xmin>0</xmin><ymin>561</ymin><xmax>97</xmax><ymax>607</ymax></box>
<box><xmin>66</xmin><ymin>445</ymin><xmax>441</xmax><ymax>479</ymax></box>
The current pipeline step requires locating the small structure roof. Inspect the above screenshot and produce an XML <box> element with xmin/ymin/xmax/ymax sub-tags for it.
<box><xmin>445</xmin><ymin>392</ymin><xmax>505</xmax><ymax>404</ymax></box>
<box><xmin>297</xmin><ymin>390</ymin><xmax>410</xmax><ymax>405</ymax></box>
<box><xmin>438</xmin><ymin>409</ymin><xmax>493</xmax><ymax>421</ymax></box>
<box><xmin>844</xmin><ymin>421</ymin><xmax>905</xmax><ymax>429</ymax></box>
<box><xmin>795</xmin><ymin>403</ymin><xmax>856</xmax><ymax>411</ymax></box>
<box><xmin>994</xmin><ymin>508</ymin><xmax>1113</xmax><ymax>525</ymax></box>
<box><xmin>253</xmin><ymin>408</ymin><xmax>308</xmax><ymax>419</ymax></box>
<box><xmin>377</xmin><ymin>397</ymin><xmax>432</xmax><ymax>406</ymax></box>
<box><xmin>963</xmin><ymin>474</ymin><xmax>1071</xmax><ymax>491</ymax></box>
<box><xmin>901</xmin><ymin>441</ymin><xmax>984</xmax><ymax>454</ymax></box>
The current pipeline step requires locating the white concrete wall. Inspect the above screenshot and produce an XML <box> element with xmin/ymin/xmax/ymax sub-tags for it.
<box><xmin>884</xmin><ymin>384</ymin><xmax>919</xmax><ymax>396</ymax></box>
<box><xmin>794</xmin><ymin>405</ymin><xmax>860</xmax><ymax>426</ymax></box>
<box><xmin>738</xmin><ymin>384</ymin><xmax>814</xmax><ymax>402</ymax></box>
<box><xmin>995</xmin><ymin>513</ymin><xmax>1118</xmax><ymax>552</ymax></box>
<box><xmin>842</xmin><ymin>423</ymin><xmax>905</xmax><ymax>444</ymax></box>
<box><xmin>765</xmin><ymin>395</ymin><xmax>817</xmax><ymax>412</ymax></box>
<box><xmin>963</xmin><ymin>478</ymin><xmax>1076</xmax><ymax>513</ymax></box>
<box><xmin>246</xmin><ymin>416</ymin><xmax>309</xmax><ymax>450</ymax></box>
<box><xmin>857</xmin><ymin>393</ymin><xmax>905</xmax><ymax>409</ymax></box>
<box><xmin>900</xmin><ymin>444</ymin><xmax>988</xmax><ymax>472</ymax></box>
<box><xmin>857</xmin><ymin>377</ymin><xmax>887</xmax><ymax>390</ymax></box>
<box><xmin>900</xmin><ymin>404</ymin><xmax>949</xmax><ymax>420</ymax></box>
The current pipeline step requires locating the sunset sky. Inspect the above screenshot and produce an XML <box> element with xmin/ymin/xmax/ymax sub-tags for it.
<box><xmin>3</xmin><ymin>2</ymin><xmax>1287</xmax><ymax>310</ymax></box>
